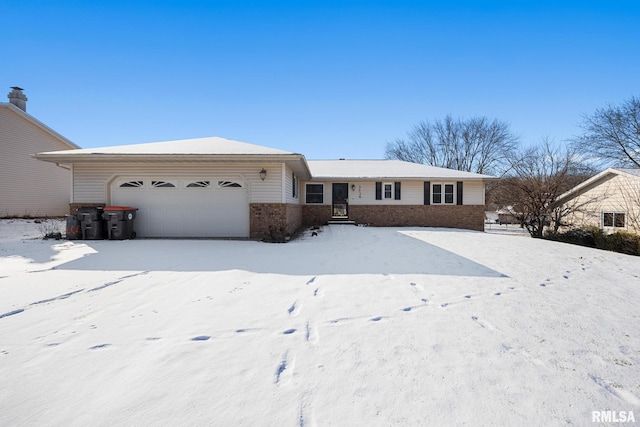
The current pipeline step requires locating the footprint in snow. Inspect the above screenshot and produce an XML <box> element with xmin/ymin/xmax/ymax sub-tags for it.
<box><xmin>471</xmin><ymin>316</ymin><xmax>495</xmax><ymax>330</ymax></box>
<box><xmin>494</xmin><ymin>292</ymin><xmax>501</xmax><ymax>296</ymax></box>
<box><xmin>402</xmin><ymin>307</ymin><xmax>412</xmax><ymax>312</ymax></box>
<box><xmin>191</xmin><ymin>335</ymin><xmax>210</xmax><ymax>341</ymax></box>
<box><xmin>283</xmin><ymin>329</ymin><xmax>296</xmax><ymax>335</ymax></box>
<box><xmin>288</xmin><ymin>301</ymin><xmax>302</xmax><ymax>317</ymax></box>
<box><xmin>409</xmin><ymin>282</ymin><xmax>424</xmax><ymax>291</ymax></box>
<box><xmin>89</xmin><ymin>343</ymin><xmax>110</xmax><ymax>349</ymax></box>
<box><xmin>464</xmin><ymin>295</ymin><xmax>471</xmax><ymax>299</ymax></box>
<box><xmin>371</xmin><ymin>316</ymin><xmax>383</xmax><ymax>322</ymax></box>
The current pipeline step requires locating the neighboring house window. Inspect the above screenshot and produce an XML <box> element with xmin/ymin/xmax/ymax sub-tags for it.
<box><xmin>384</xmin><ymin>183</ymin><xmax>393</xmax><ymax>199</ymax></box>
<box><xmin>306</xmin><ymin>184</ymin><xmax>324</xmax><ymax>204</ymax></box>
<box><xmin>218</xmin><ymin>181</ymin><xmax>243</xmax><ymax>188</ymax></box>
<box><xmin>120</xmin><ymin>180</ymin><xmax>143</xmax><ymax>188</ymax></box>
<box><xmin>432</xmin><ymin>183</ymin><xmax>455</xmax><ymax>204</ymax></box>
<box><xmin>152</xmin><ymin>180</ymin><xmax>175</xmax><ymax>188</ymax></box>
<box><xmin>186</xmin><ymin>181</ymin><xmax>211</xmax><ymax>188</ymax></box>
<box><xmin>603</xmin><ymin>212</ymin><xmax>626</xmax><ymax>228</ymax></box>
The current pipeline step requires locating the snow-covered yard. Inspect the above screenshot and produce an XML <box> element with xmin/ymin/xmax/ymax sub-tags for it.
<box><xmin>1</xmin><ymin>219</ymin><xmax>639</xmax><ymax>426</ymax></box>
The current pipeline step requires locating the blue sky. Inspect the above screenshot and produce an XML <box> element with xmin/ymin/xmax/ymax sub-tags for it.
<box><xmin>2</xmin><ymin>1</ymin><xmax>639</xmax><ymax>159</ymax></box>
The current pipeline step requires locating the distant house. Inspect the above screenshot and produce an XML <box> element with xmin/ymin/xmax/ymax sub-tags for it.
<box><xmin>35</xmin><ymin>136</ymin><xmax>494</xmax><ymax>239</ymax></box>
<box><xmin>1</xmin><ymin>87</ymin><xmax>79</xmax><ymax>217</ymax></box>
<box><xmin>554</xmin><ymin>168</ymin><xmax>640</xmax><ymax>234</ymax></box>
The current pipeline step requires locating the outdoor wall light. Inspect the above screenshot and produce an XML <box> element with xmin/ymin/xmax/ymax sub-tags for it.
<box><xmin>351</xmin><ymin>184</ymin><xmax>356</xmax><ymax>191</ymax></box>
<box><xmin>259</xmin><ymin>168</ymin><xmax>267</xmax><ymax>181</ymax></box>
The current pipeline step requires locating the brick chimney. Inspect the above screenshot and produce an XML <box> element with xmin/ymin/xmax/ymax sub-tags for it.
<box><xmin>7</xmin><ymin>86</ymin><xmax>28</xmax><ymax>112</ymax></box>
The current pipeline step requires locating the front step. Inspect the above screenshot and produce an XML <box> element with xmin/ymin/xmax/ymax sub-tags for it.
<box><xmin>327</xmin><ymin>219</ymin><xmax>356</xmax><ymax>225</ymax></box>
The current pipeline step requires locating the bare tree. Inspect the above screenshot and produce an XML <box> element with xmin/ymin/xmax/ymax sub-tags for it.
<box><xmin>573</xmin><ymin>96</ymin><xmax>640</xmax><ymax>168</ymax></box>
<box><xmin>495</xmin><ymin>141</ymin><xmax>590</xmax><ymax>237</ymax></box>
<box><xmin>385</xmin><ymin>115</ymin><xmax>519</xmax><ymax>176</ymax></box>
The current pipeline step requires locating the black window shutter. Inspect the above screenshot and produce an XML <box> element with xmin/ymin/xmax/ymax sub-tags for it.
<box><xmin>424</xmin><ymin>181</ymin><xmax>431</xmax><ymax>205</ymax></box>
<box><xmin>394</xmin><ymin>182</ymin><xmax>401</xmax><ymax>200</ymax></box>
<box><xmin>456</xmin><ymin>181</ymin><xmax>463</xmax><ymax>205</ymax></box>
<box><xmin>375</xmin><ymin>182</ymin><xmax>382</xmax><ymax>200</ymax></box>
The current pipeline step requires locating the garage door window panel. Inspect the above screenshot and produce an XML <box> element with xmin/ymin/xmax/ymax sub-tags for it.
<box><xmin>218</xmin><ymin>181</ymin><xmax>243</xmax><ymax>188</ymax></box>
<box><xmin>186</xmin><ymin>181</ymin><xmax>211</xmax><ymax>188</ymax></box>
<box><xmin>120</xmin><ymin>180</ymin><xmax>144</xmax><ymax>188</ymax></box>
<box><xmin>152</xmin><ymin>180</ymin><xmax>176</xmax><ymax>188</ymax></box>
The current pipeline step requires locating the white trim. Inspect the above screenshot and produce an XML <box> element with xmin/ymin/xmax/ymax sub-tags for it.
<box><xmin>305</xmin><ymin>183</ymin><xmax>325</xmax><ymax>204</ymax></box>
<box><xmin>431</xmin><ymin>182</ymin><xmax>457</xmax><ymax>205</ymax></box>
<box><xmin>602</xmin><ymin>211</ymin><xmax>627</xmax><ymax>229</ymax></box>
<box><xmin>383</xmin><ymin>182</ymin><xmax>393</xmax><ymax>199</ymax></box>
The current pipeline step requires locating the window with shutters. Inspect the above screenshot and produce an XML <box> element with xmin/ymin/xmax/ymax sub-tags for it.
<box><xmin>432</xmin><ymin>183</ymin><xmax>455</xmax><ymax>204</ymax></box>
<box><xmin>383</xmin><ymin>183</ymin><xmax>393</xmax><ymax>199</ymax></box>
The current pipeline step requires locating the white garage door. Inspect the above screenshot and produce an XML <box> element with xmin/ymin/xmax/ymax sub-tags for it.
<box><xmin>110</xmin><ymin>177</ymin><xmax>250</xmax><ymax>238</ymax></box>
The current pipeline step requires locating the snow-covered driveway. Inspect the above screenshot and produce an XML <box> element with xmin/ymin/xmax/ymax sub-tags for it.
<box><xmin>1</xmin><ymin>222</ymin><xmax>639</xmax><ymax>426</ymax></box>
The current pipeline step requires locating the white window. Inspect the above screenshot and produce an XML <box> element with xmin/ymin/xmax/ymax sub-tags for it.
<box><xmin>432</xmin><ymin>183</ymin><xmax>455</xmax><ymax>204</ymax></box>
<box><xmin>602</xmin><ymin>212</ymin><xmax>626</xmax><ymax>228</ymax></box>
<box><xmin>292</xmin><ymin>173</ymin><xmax>298</xmax><ymax>198</ymax></box>
<box><xmin>384</xmin><ymin>183</ymin><xmax>393</xmax><ymax>199</ymax></box>
<box><xmin>306</xmin><ymin>184</ymin><xmax>324</xmax><ymax>204</ymax></box>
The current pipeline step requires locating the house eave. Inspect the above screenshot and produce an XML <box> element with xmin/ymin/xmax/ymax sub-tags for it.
<box><xmin>33</xmin><ymin>153</ymin><xmax>313</xmax><ymax>179</ymax></box>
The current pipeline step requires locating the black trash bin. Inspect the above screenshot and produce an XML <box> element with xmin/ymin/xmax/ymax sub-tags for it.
<box><xmin>65</xmin><ymin>214</ymin><xmax>82</xmax><ymax>240</ymax></box>
<box><xmin>77</xmin><ymin>206</ymin><xmax>105</xmax><ymax>239</ymax></box>
<box><xmin>103</xmin><ymin>206</ymin><xmax>138</xmax><ymax>240</ymax></box>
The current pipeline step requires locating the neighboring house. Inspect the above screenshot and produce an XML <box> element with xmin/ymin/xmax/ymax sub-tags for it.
<box><xmin>1</xmin><ymin>87</ymin><xmax>79</xmax><ymax>217</ymax></box>
<box><xmin>554</xmin><ymin>168</ymin><xmax>640</xmax><ymax>234</ymax></box>
<box><xmin>34</xmin><ymin>136</ymin><xmax>493</xmax><ymax>238</ymax></box>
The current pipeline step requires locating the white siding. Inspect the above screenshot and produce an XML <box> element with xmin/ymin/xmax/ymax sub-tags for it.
<box><xmin>72</xmin><ymin>162</ymin><xmax>286</xmax><ymax>204</ymax></box>
<box><xmin>301</xmin><ymin>179</ymin><xmax>486</xmax><ymax>206</ymax></box>
<box><xmin>0</xmin><ymin>107</ymin><xmax>74</xmax><ymax>217</ymax></box>
<box><xmin>283</xmin><ymin>164</ymin><xmax>301</xmax><ymax>204</ymax></box>
<box><xmin>463</xmin><ymin>181</ymin><xmax>484</xmax><ymax>205</ymax></box>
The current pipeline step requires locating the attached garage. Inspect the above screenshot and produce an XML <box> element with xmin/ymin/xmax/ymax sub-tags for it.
<box><xmin>110</xmin><ymin>177</ymin><xmax>250</xmax><ymax>238</ymax></box>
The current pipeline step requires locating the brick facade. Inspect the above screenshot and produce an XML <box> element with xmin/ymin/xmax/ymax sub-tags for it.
<box><xmin>250</xmin><ymin>203</ymin><xmax>302</xmax><ymax>240</ymax></box>
<box><xmin>69</xmin><ymin>202</ymin><xmax>105</xmax><ymax>215</ymax></box>
<box><xmin>303</xmin><ymin>204</ymin><xmax>485</xmax><ymax>231</ymax></box>
<box><xmin>301</xmin><ymin>205</ymin><xmax>332</xmax><ymax>227</ymax></box>
<box><xmin>350</xmin><ymin>205</ymin><xmax>485</xmax><ymax>231</ymax></box>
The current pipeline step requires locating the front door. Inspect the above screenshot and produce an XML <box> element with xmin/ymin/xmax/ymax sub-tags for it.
<box><xmin>332</xmin><ymin>183</ymin><xmax>349</xmax><ymax>218</ymax></box>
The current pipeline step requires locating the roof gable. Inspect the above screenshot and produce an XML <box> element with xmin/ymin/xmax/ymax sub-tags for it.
<box><xmin>555</xmin><ymin>167</ymin><xmax>640</xmax><ymax>204</ymax></box>
<box><xmin>0</xmin><ymin>102</ymin><xmax>79</xmax><ymax>149</ymax></box>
